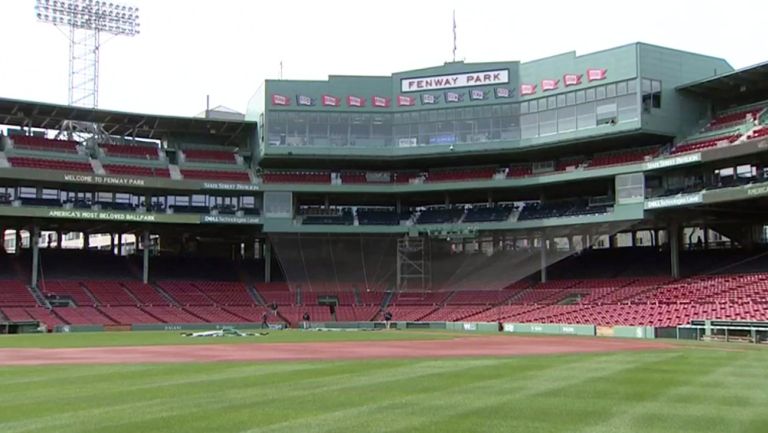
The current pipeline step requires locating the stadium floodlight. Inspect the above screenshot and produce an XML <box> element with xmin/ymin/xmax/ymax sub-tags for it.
<box><xmin>35</xmin><ymin>0</ymin><xmax>140</xmax><ymax>108</ymax></box>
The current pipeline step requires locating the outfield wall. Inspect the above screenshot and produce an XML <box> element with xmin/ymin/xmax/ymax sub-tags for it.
<box><xmin>50</xmin><ymin>321</ymin><xmax>657</xmax><ymax>339</ymax></box>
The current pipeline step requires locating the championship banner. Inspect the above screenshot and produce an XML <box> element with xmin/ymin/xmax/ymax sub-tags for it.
<box><xmin>563</xmin><ymin>73</ymin><xmax>582</xmax><ymax>86</ymax></box>
<box><xmin>397</xmin><ymin>95</ymin><xmax>416</xmax><ymax>106</ymax></box>
<box><xmin>469</xmin><ymin>89</ymin><xmax>488</xmax><ymax>100</ymax></box>
<box><xmin>347</xmin><ymin>95</ymin><xmax>366</xmax><ymax>107</ymax></box>
<box><xmin>541</xmin><ymin>79</ymin><xmax>559</xmax><ymax>91</ymax></box>
<box><xmin>520</xmin><ymin>84</ymin><xmax>537</xmax><ymax>96</ymax></box>
<box><xmin>271</xmin><ymin>94</ymin><xmax>290</xmax><ymax>106</ymax></box>
<box><xmin>444</xmin><ymin>91</ymin><xmax>463</xmax><ymax>103</ymax></box>
<box><xmin>321</xmin><ymin>95</ymin><xmax>340</xmax><ymax>106</ymax></box>
<box><xmin>587</xmin><ymin>68</ymin><xmax>607</xmax><ymax>81</ymax></box>
<box><xmin>494</xmin><ymin>87</ymin><xmax>514</xmax><ymax>98</ymax></box>
<box><xmin>371</xmin><ymin>95</ymin><xmax>391</xmax><ymax>108</ymax></box>
<box><xmin>421</xmin><ymin>93</ymin><xmax>440</xmax><ymax>105</ymax></box>
<box><xmin>296</xmin><ymin>95</ymin><xmax>315</xmax><ymax>106</ymax></box>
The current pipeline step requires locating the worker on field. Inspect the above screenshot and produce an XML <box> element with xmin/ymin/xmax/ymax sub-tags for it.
<box><xmin>302</xmin><ymin>311</ymin><xmax>310</xmax><ymax>329</ymax></box>
<box><xmin>261</xmin><ymin>312</ymin><xmax>269</xmax><ymax>329</ymax></box>
<box><xmin>384</xmin><ymin>310</ymin><xmax>393</xmax><ymax>329</ymax></box>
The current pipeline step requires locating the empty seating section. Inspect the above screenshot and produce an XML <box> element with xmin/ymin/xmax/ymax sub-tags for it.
<box><xmin>589</xmin><ymin>147</ymin><xmax>659</xmax><ymax>168</ymax></box>
<box><xmin>185</xmin><ymin>306</ymin><xmax>248</xmax><ymax>322</ymax></box>
<box><xmin>181</xmin><ymin>168</ymin><xmax>251</xmax><ymax>182</ymax></box>
<box><xmin>340</xmin><ymin>172</ymin><xmax>367</xmax><ymax>184</ymax></box>
<box><xmin>427</xmin><ymin>167</ymin><xmax>496</xmax><ymax>182</ymax></box>
<box><xmin>121</xmin><ymin>281</ymin><xmax>170</xmax><ymax>305</ymax></box>
<box><xmin>507</xmin><ymin>165</ymin><xmax>532</xmax><ymax>178</ymax></box>
<box><xmin>101</xmin><ymin>143</ymin><xmax>159</xmax><ymax>159</ymax></box>
<box><xmin>156</xmin><ymin>281</ymin><xmax>214</xmax><ymax>305</ymax></box>
<box><xmin>42</xmin><ymin>281</ymin><xmax>95</xmax><ymax>306</ymax></box>
<box><xmin>142</xmin><ymin>306</ymin><xmax>202</xmax><ymax>323</ymax></box>
<box><xmin>301</xmin><ymin>208</ymin><xmax>353</xmax><ymax>225</ymax></box>
<box><xmin>83</xmin><ymin>280</ymin><xmax>137</xmax><ymax>306</ymax></box>
<box><xmin>11</xmin><ymin>135</ymin><xmax>78</xmax><ymax>152</ymax></box>
<box><xmin>0</xmin><ymin>280</ymin><xmax>36</xmax><ymax>306</ymax></box>
<box><xmin>183</xmin><ymin>149</ymin><xmax>236</xmax><ymax>164</ymax></box>
<box><xmin>1</xmin><ymin>307</ymin><xmax>65</xmax><ymax>327</ymax></box>
<box><xmin>192</xmin><ymin>281</ymin><xmax>255</xmax><ymax>305</ymax></box>
<box><xmin>747</xmin><ymin>126</ymin><xmax>768</xmax><ymax>140</ymax></box>
<box><xmin>8</xmin><ymin>156</ymin><xmax>93</xmax><ymax>172</ymax></box>
<box><xmin>672</xmin><ymin>133</ymin><xmax>739</xmax><ymax>154</ymax></box>
<box><xmin>463</xmin><ymin>205</ymin><xmax>514</xmax><ymax>223</ymax></box>
<box><xmin>103</xmin><ymin>164</ymin><xmax>170</xmax><ymax>178</ymax></box>
<box><xmin>705</xmin><ymin>107</ymin><xmax>764</xmax><ymax>131</ymax></box>
<box><xmin>391</xmin><ymin>291</ymin><xmax>451</xmax><ymax>306</ymax></box>
<box><xmin>416</xmin><ymin>207</ymin><xmax>465</xmax><ymax>224</ymax></box>
<box><xmin>55</xmin><ymin>306</ymin><xmax>115</xmax><ymax>325</ymax></box>
<box><xmin>357</xmin><ymin>208</ymin><xmax>401</xmax><ymax>225</ymax></box>
<box><xmin>99</xmin><ymin>306</ymin><xmax>161</xmax><ymax>324</ymax></box>
<box><xmin>393</xmin><ymin>171</ymin><xmax>421</xmax><ymax>183</ymax></box>
<box><xmin>262</xmin><ymin>171</ymin><xmax>330</xmax><ymax>184</ymax></box>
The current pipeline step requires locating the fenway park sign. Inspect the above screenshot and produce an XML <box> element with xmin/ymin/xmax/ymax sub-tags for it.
<box><xmin>401</xmin><ymin>69</ymin><xmax>509</xmax><ymax>93</ymax></box>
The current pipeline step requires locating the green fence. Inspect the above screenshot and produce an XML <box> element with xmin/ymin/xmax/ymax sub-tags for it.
<box><xmin>502</xmin><ymin>323</ymin><xmax>596</xmax><ymax>336</ymax></box>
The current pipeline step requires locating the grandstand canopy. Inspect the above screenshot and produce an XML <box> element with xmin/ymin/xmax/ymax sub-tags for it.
<box><xmin>0</xmin><ymin>97</ymin><xmax>255</xmax><ymax>145</ymax></box>
<box><xmin>678</xmin><ymin>61</ymin><xmax>768</xmax><ymax>102</ymax></box>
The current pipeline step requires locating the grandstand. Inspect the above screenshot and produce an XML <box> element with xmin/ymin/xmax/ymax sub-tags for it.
<box><xmin>2</xmin><ymin>42</ymin><xmax>768</xmax><ymax>333</ymax></box>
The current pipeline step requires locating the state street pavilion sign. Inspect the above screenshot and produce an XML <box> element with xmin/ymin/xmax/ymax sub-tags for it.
<box><xmin>401</xmin><ymin>69</ymin><xmax>509</xmax><ymax>93</ymax></box>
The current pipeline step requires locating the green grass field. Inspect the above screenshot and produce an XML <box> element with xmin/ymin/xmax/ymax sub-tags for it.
<box><xmin>1</xmin><ymin>332</ymin><xmax>766</xmax><ymax>433</ymax></box>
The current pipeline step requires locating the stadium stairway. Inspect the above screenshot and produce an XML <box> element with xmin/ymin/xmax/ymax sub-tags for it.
<box><xmin>27</xmin><ymin>285</ymin><xmax>49</xmax><ymax>308</ymax></box>
<box><xmin>246</xmin><ymin>286</ymin><xmax>266</xmax><ymax>304</ymax></box>
<box><xmin>89</xmin><ymin>159</ymin><xmax>106</xmax><ymax>175</ymax></box>
<box><xmin>151</xmin><ymin>283</ymin><xmax>181</xmax><ymax>306</ymax></box>
<box><xmin>0</xmin><ymin>151</ymin><xmax>10</xmax><ymax>168</ymax></box>
<box><xmin>168</xmin><ymin>164</ymin><xmax>183</xmax><ymax>180</ymax></box>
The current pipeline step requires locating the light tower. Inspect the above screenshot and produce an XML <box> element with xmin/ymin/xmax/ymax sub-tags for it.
<box><xmin>35</xmin><ymin>0</ymin><xmax>140</xmax><ymax>108</ymax></box>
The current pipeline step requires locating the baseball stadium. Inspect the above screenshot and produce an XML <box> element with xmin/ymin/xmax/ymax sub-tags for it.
<box><xmin>2</xmin><ymin>6</ymin><xmax>768</xmax><ymax>431</ymax></box>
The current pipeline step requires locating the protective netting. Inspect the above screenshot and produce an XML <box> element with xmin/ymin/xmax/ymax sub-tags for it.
<box><xmin>268</xmin><ymin>221</ymin><xmax>639</xmax><ymax>293</ymax></box>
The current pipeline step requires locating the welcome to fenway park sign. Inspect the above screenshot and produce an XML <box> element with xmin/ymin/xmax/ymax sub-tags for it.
<box><xmin>401</xmin><ymin>69</ymin><xmax>509</xmax><ymax>93</ymax></box>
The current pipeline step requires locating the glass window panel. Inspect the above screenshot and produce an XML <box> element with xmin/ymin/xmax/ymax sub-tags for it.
<box><xmin>539</xmin><ymin>110</ymin><xmax>557</xmax><ymax>136</ymax></box>
<box><xmin>596</xmin><ymin>86</ymin><xmax>606</xmax><ymax>100</ymax></box>
<box><xmin>576</xmin><ymin>90</ymin><xmax>585</xmax><ymax>104</ymax></box>
<box><xmin>566</xmin><ymin>92</ymin><xmax>576</xmax><ymax>105</ymax></box>
<box><xmin>617</xmin><ymin>94</ymin><xmax>638</xmax><ymax>122</ymax></box>
<box><xmin>628</xmin><ymin>79</ymin><xmax>637</xmax><ymax>93</ymax></box>
<box><xmin>616</xmin><ymin>81</ymin><xmax>627</xmax><ymax>95</ymax></box>
<box><xmin>520</xmin><ymin>113</ymin><xmax>538</xmax><ymax>139</ymax></box>
<box><xmin>577</xmin><ymin>102</ymin><xmax>596</xmax><ymax>130</ymax></box>
<box><xmin>557</xmin><ymin>106</ymin><xmax>576</xmax><ymax>133</ymax></box>
<box><xmin>557</xmin><ymin>94</ymin><xmax>566</xmax><ymax>107</ymax></box>
<box><xmin>642</xmin><ymin>78</ymin><xmax>652</xmax><ymax>94</ymax></box>
<box><xmin>547</xmin><ymin>97</ymin><xmax>557</xmax><ymax>110</ymax></box>
<box><xmin>586</xmin><ymin>88</ymin><xmax>596</xmax><ymax>102</ymax></box>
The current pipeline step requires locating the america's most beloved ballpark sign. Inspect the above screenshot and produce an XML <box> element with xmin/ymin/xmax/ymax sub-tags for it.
<box><xmin>401</xmin><ymin>69</ymin><xmax>509</xmax><ymax>93</ymax></box>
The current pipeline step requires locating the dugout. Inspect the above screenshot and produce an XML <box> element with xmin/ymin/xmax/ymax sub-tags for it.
<box><xmin>0</xmin><ymin>320</ymin><xmax>41</xmax><ymax>334</ymax></box>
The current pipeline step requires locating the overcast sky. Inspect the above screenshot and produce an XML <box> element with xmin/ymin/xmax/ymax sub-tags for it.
<box><xmin>0</xmin><ymin>0</ymin><xmax>765</xmax><ymax>117</ymax></box>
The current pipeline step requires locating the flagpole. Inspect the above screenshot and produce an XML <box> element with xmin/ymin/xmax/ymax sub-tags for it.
<box><xmin>452</xmin><ymin>10</ymin><xmax>457</xmax><ymax>62</ymax></box>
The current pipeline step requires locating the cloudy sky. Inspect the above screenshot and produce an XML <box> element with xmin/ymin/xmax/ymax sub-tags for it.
<box><xmin>0</xmin><ymin>0</ymin><xmax>765</xmax><ymax>117</ymax></box>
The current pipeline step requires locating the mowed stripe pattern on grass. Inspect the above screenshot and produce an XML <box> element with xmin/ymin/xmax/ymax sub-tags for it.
<box><xmin>1</xmin><ymin>348</ymin><xmax>767</xmax><ymax>433</ymax></box>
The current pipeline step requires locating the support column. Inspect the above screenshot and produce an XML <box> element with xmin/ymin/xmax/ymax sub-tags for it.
<box><xmin>669</xmin><ymin>223</ymin><xmax>681</xmax><ymax>279</ymax></box>
<box><xmin>57</xmin><ymin>231</ymin><xmax>63</xmax><ymax>249</ymax></box>
<box><xmin>117</xmin><ymin>233</ymin><xmax>123</xmax><ymax>256</ymax></box>
<box><xmin>142</xmin><ymin>230</ymin><xmax>150</xmax><ymax>284</ymax></box>
<box><xmin>539</xmin><ymin>235</ymin><xmax>547</xmax><ymax>283</ymax></box>
<box><xmin>703</xmin><ymin>226</ymin><xmax>710</xmax><ymax>249</ymax></box>
<box><xmin>83</xmin><ymin>232</ymin><xmax>90</xmax><ymax>250</ymax></box>
<box><xmin>109</xmin><ymin>233</ymin><xmax>115</xmax><ymax>253</ymax></box>
<box><xmin>264</xmin><ymin>239</ymin><xmax>272</xmax><ymax>283</ymax></box>
<box><xmin>15</xmin><ymin>229</ymin><xmax>22</xmax><ymax>255</ymax></box>
<box><xmin>31</xmin><ymin>225</ymin><xmax>40</xmax><ymax>289</ymax></box>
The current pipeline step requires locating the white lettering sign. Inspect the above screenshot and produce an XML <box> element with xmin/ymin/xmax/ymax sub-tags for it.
<box><xmin>644</xmin><ymin>193</ymin><xmax>703</xmax><ymax>210</ymax></box>
<box><xmin>401</xmin><ymin>69</ymin><xmax>509</xmax><ymax>93</ymax></box>
<box><xmin>644</xmin><ymin>153</ymin><xmax>701</xmax><ymax>171</ymax></box>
